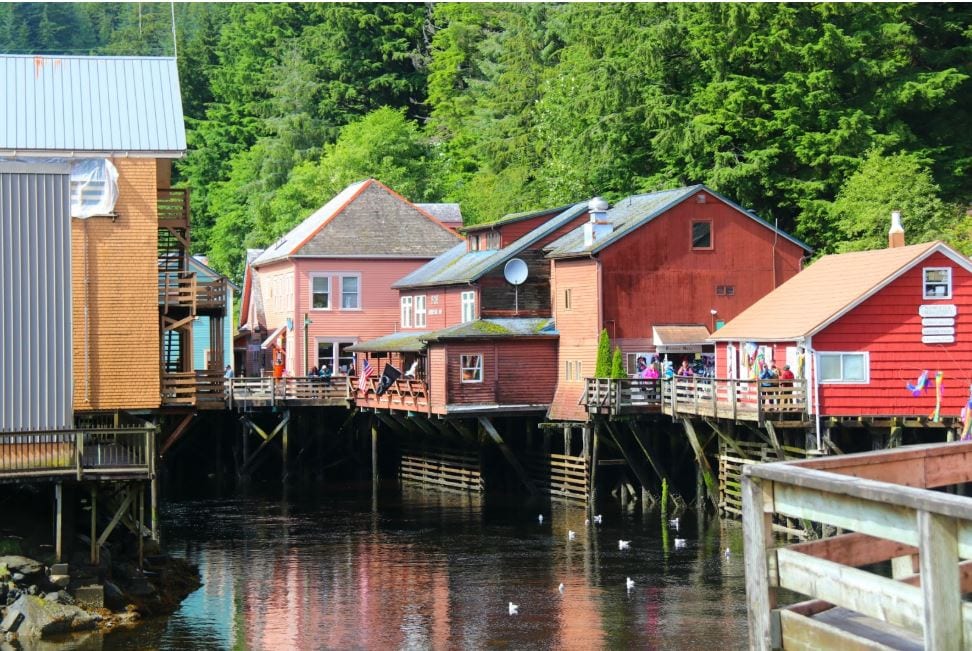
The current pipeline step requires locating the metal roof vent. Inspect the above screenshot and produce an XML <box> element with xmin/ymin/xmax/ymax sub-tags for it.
<box><xmin>584</xmin><ymin>196</ymin><xmax>612</xmax><ymax>247</ymax></box>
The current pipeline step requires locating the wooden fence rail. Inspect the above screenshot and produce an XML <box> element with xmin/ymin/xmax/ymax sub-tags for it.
<box><xmin>0</xmin><ymin>428</ymin><xmax>155</xmax><ymax>480</ymax></box>
<box><xmin>229</xmin><ymin>376</ymin><xmax>351</xmax><ymax>408</ymax></box>
<box><xmin>743</xmin><ymin>441</ymin><xmax>972</xmax><ymax>650</ymax></box>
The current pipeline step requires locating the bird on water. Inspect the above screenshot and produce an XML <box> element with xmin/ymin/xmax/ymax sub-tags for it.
<box><xmin>618</xmin><ymin>540</ymin><xmax>631</xmax><ymax>550</ymax></box>
<box><xmin>509</xmin><ymin>602</ymin><xmax>519</xmax><ymax>615</ymax></box>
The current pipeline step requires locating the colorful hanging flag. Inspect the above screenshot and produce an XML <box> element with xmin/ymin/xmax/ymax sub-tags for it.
<box><xmin>906</xmin><ymin>370</ymin><xmax>930</xmax><ymax>397</ymax></box>
<box><xmin>358</xmin><ymin>357</ymin><xmax>375</xmax><ymax>394</ymax></box>
<box><xmin>930</xmin><ymin>371</ymin><xmax>944</xmax><ymax>422</ymax></box>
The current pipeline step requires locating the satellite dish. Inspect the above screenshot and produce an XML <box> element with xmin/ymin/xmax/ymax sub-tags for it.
<box><xmin>504</xmin><ymin>258</ymin><xmax>528</xmax><ymax>286</ymax></box>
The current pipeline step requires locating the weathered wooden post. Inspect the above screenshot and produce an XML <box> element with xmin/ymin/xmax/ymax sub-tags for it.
<box><xmin>54</xmin><ymin>482</ymin><xmax>63</xmax><ymax>562</ymax></box>
<box><xmin>742</xmin><ymin>472</ymin><xmax>776</xmax><ymax>650</ymax></box>
<box><xmin>917</xmin><ymin>510</ymin><xmax>961</xmax><ymax>650</ymax></box>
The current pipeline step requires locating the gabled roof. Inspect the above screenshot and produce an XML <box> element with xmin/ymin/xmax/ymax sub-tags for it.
<box><xmin>190</xmin><ymin>256</ymin><xmax>239</xmax><ymax>291</ymax></box>
<box><xmin>709</xmin><ymin>241</ymin><xmax>972</xmax><ymax>342</ymax></box>
<box><xmin>347</xmin><ymin>330</ymin><xmax>431</xmax><ymax>353</ymax></box>
<box><xmin>415</xmin><ymin>203</ymin><xmax>462</xmax><ymax>227</ymax></box>
<box><xmin>0</xmin><ymin>55</ymin><xmax>186</xmax><ymax>156</ymax></box>
<box><xmin>394</xmin><ymin>203</ymin><xmax>588</xmax><ymax>289</ymax></box>
<box><xmin>460</xmin><ymin>204</ymin><xmax>574</xmax><ymax>234</ymax></box>
<box><xmin>544</xmin><ymin>184</ymin><xmax>810</xmax><ymax>258</ymax></box>
<box><xmin>253</xmin><ymin>179</ymin><xmax>460</xmax><ymax>266</ymax></box>
<box><xmin>239</xmin><ymin>248</ymin><xmax>266</xmax><ymax>330</ymax></box>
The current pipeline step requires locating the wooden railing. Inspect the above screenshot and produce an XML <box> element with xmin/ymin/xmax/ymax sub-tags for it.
<box><xmin>161</xmin><ymin>370</ymin><xmax>231</xmax><ymax>408</ymax></box>
<box><xmin>228</xmin><ymin>377</ymin><xmax>351</xmax><ymax>407</ymax></box>
<box><xmin>355</xmin><ymin>376</ymin><xmax>430</xmax><ymax>413</ymax></box>
<box><xmin>744</xmin><ymin>441</ymin><xmax>972</xmax><ymax>650</ymax></box>
<box><xmin>0</xmin><ymin>428</ymin><xmax>155</xmax><ymax>480</ymax></box>
<box><xmin>196</xmin><ymin>277</ymin><xmax>227</xmax><ymax>310</ymax></box>
<box><xmin>582</xmin><ymin>377</ymin><xmax>807</xmax><ymax>422</ymax></box>
<box><xmin>158</xmin><ymin>188</ymin><xmax>189</xmax><ymax>229</ymax></box>
<box><xmin>159</xmin><ymin>271</ymin><xmax>196</xmax><ymax>311</ymax></box>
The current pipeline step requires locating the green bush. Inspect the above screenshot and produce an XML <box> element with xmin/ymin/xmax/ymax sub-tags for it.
<box><xmin>595</xmin><ymin>328</ymin><xmax>611</xmax><ymax>378</ymax></box>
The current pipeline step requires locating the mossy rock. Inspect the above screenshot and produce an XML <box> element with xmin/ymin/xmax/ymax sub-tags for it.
<box><xmin>0</xmin><ymin>538</ymin><xmax>23</xmax><ymax>555</ymax></box>
<box><xmin>0</xmin><ymin>562</ymin><xmax>9</xmax><ymax>581</ymax></box>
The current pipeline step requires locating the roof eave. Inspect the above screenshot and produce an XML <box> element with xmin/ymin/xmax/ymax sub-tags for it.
<box><xmin>0</xmin><ymin>149</ymin><xmax>186</xmax><ymax>159</ymax></box>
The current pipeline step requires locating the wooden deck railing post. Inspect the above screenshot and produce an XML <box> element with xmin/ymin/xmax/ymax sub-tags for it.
<box><xmin>917</xmin><ymin>510</ymin><xmax>962</xmax><ymax>649</ymax></box>
<box><xmin>742</xmin><ymin>474</ymin><xmax>777</xmax><ymax>651</ymax></box>
<box><xmin>75</xmin><ymin>431</ymin><xmax>83</xmax><ymax>480</ymax></box>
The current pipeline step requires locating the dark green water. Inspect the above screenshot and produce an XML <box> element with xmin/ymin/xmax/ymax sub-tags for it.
<box><xmin>102</xmin><ymin>483</ymin><xmax>747</xmax><ymax>650</ymax></box>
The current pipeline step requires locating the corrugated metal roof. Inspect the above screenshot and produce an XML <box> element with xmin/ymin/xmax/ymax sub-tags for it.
<box><xmin>709</xmin><ymin>241</ymin><xmax>970</xmax><ymax>342</ymax></box>
<box><xmin>0</xmin><ymin>55</ymin><xmax>186</xmax><ymax>155</ymax></box>
<box><xmin>544</xmin><ymin>185</ymin><xmax>810</xmax><ymax>258</ymax></box>
<box><xmin>394</xmin><ymin>203</ymin><xmax>588</xmax><ymax>289</ymax></box>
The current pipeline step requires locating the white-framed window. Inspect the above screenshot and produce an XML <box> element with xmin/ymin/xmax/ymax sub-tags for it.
<box><xmin>565</xmin><ymin>360</ymin><xmax>573</xmax><ymax>380</ymax></box>
<box><xmin>563</xmin><ymin>288</ymin><xmax>572</xmax><ymax>311</ymax></box>
<box><xmin>817</xmin><ymin>352</ymin><xmax>869</xmax><ymax>384</ymax></box>
<box><xmin>415</xmin><ymin>295</ymin><xmax>427</xmax><ymax>328</ymax></box>
<box><xmin>460</xmin><ymin>354</ymin><xmax>483</xmax><ymax>383</ymax></box>
<box><xmin>401</xmin><ymin>296</ymin><xmax>413</xmax><ymax>328</ymax></box>
<box><xmin>310</xmin><ymin>274</ymin><xmax>330</xmax><ymax>310</ymax></box>
<box><xmin>316</xmin><ymin>339</ymin><xmax>357</xmax><ymax>374</ymax></box>
<box><xmin>576</xmin><ymin>360</ymin><xmax>583</xmax><ymax>380</ymax></box>
<box><xmin>461</xmin><ymin>291</ymin><xmax>476</xmax><ymax>323</ymax></box>
<box><xmin>341</xmin><ymin>275</ymin><xmax>360</xmax><ymax>309</ymax></box>
<box><xmin>69</xmin><ymin>159</ymin><xmax>118</xmax><ymax>218</ymax></box>
<box><xmin>923</xmin><ymin>267</ymin><xmax>952</xmax><ymax>299</ymax></box>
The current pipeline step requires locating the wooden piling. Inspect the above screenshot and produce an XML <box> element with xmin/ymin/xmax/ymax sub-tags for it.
<box><xmin>54</xmin><ymin>482</ymin><xmax>63</xmax><ymax>563</ymax></box>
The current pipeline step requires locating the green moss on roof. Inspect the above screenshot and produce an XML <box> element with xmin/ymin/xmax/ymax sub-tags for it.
<box><xmin>473</xmin><ymin>321</ymin><xmax>512</xmax><ymax>335</ymax></box>
<box><xmin>460</xmin><ymin>204</ymin><xmax>573</xmax><ymax>232</ymax></box>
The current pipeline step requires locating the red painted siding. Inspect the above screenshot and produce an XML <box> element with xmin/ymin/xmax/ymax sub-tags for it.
<box><xmin>549</xmin><ymin>258</ymin><xmax>601</xmax><ymax>421</ymax></box>
<box><xmin>598</xmin><ymin>191</ymin><xmax>806</xmax><ymax>342</ymax></box>
<box><xmin>495</xmin><ymin>339</ymin><xmax>559</xmax><ymax>405</ymax></box>
<box><xmin>398</xmin><ymin>286</ymin><xmax>472</xmax><ymax>331</ymax></box>
<box><xmin>814</xmin><ymin>252</ymin><xmax>972</xmax><ymax>417</ymax></box>
<box><xmin>429</xmin><ymin>345</ymin><xmax>447</xmax><ymax>410</ymax></box>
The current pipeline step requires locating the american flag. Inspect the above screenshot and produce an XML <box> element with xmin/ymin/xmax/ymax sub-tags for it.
<box><xmin>358</xmin><ymin>358</ymin><xmax>375</xmax><ymax>393</ymax></box>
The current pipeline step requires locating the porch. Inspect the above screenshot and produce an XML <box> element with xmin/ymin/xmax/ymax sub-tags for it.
<box><xmin>0</xmin><ymin>428</ymin><xmax>155</xmax><ymax>482</ymax></box>
<box><xmin>583</xmin><ymin>377</ymin><xmax>808</xmax><ymax>423</ymax></box>
<box><xmin>356</xmin><ymin>376</ymin><xmax>431</xmax><ymax>414</ymax></box>
<box><xmin>161</xmin><ymin>370</ymin><xmax>228</xmax><ymax>409</ymax></box>
<box><xmin>228</xmin><ymin>377</ymin><xmax>351</xmax><ymax>409</ymax></box>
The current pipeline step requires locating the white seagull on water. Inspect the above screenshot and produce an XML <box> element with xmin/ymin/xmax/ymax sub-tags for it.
<box><xmin>669</xmin><ymin>517</ymin><xmax>679</xmax><ymax>530</ymax></box>
<box><xmin>626</xmin><ymin>577</ymin><xmax>635</xmax><ymax>590</ymax></box>
<box><xmin>618</xmin><ymin>539</ymin><xmax>631</xmax><ymax>550</ymax></box>
<box><xmin>593</xmin><ymin>514</ymin><xmax>603</xmax><ymax>524</ymax></box>
<box><xmin>538</xmin><ymin>514</ymin><xmax>544</xmax><ymax>524</ymax></box>
<box><xmin>558</xmin><ymin>583</ymin><xmax>565</xmax><ymax>593</ymax></box>
<box><xmin>509</xmin><ymin>602</ymin><xmax>519</xmax><ymax>615</ymax></box>
<box><xmin>724</xmin><ymin>546</ymin><xmax>731</xmax><ymax>559</ymax></box>
<box><xmin>674</xmin><ymin>538</ymin><xmax>687</xmax><ymax>549</ymax></box>
<box><xmin>568</xmin><ymin>530</ymin><xmax>576</xmax><ymax>541</ymax></box>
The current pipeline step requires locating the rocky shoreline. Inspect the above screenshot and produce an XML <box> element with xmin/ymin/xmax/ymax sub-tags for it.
<box><xmin>0</xmin><ymin>539</ymin><xmax>199</xmax><ymax>648</ymax></box>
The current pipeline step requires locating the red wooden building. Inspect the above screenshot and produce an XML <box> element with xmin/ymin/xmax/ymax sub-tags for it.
<box><xmin>351</xmin><ymin>203</ymin><xmax>589</xmax><ymax>415</ymax></box>
<box><xmin>546</xmin><ymin>186</ymin><xmax>810</xmax><ymax>421</ymax></box>
<box><xmin>709</xmin><ymin>238</ymin><xmax>972</xmax><ymax>425</ymax></box>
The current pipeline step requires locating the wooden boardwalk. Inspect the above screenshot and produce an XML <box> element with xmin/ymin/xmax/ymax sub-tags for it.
<box><xmin>228</xmin><ymin>377</ymin><xmax>351</xmax><ymax>409</ymax></box>
<box><xmin>0</xmin><ymin>428</ymin><xmax>155</xmax><ymax>482</ymax></box>
<box><xmin>584</xmin><ymin>377</ymin><xmax>808</xmax><ymax>423</ymax></box>
<box><xmin>743</xmin><ymin>441</ymin><xmax>972</xmax><ymax>650</ymax></box>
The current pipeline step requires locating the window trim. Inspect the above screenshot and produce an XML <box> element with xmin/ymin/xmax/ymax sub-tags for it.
<box><xmin>563</xmin><ymin>288</ymin><xmax>572</xmax><ymax>311</ymax></box>
<box><xmin>309</xmin><ymin>273</ymin><xmax>332</xmax><ymax>311</ymax></box>
<box><xmin>460</xmin><ymin>353</ymin><xmax>483</xmax><ymax>384</ymax></box>
<box><xmin>691</xmin><ymin>220</ymin><xmax>713</xmax><ymax>251</ymax></box>
<box><xmin>923</xmin><ymin>267</ymin><xmax>952</xmax><ymax>300</ymax></box>
<box><xmin>460</xmin><ymin>290</ymin><xmax>476</xmax><ymax>323</ymax></box>
<box><xmin>817</xmin><ymin>351</ymin><xmax>870</xmax><ymax>384</ymax></box>
<box><xmin>339</xmin><ymin>274</ymin><xmax>361</xmax><ymax>311</ymax></box>
<box><xmin>414</xmin><ymin>295</ymin><xmax>427</xmax><ymax>328</ymax></box>
<box><xmin>400</xmin><ymin>296</ymin><xmax>413</xmax><ymax>328</ymax></box>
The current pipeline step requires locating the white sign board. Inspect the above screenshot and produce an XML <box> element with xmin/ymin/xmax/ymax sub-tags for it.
<box><xmin>919</xmin><ymin>304</ymin><xmax>957</xmax><ymax>318</ymax></box>
<box><xmin>922</xmin><ymin>334</ymin><xmax>955</xmax><ymax>344</ymax></box>
<box><xmin>921</xmin><ymin>326</ymin><xmax>955</xmax><ymax>336</ymax></box>
<box><xmin>922</xmin><ymin>317</ymin><xmax>954</xmax><ymax>327</ymax></box>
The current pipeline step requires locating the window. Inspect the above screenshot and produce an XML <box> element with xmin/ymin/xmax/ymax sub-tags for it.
<box><xmin>310</xmin><ymin>275</ymin><xmax>330</xmax><ymax>309</ymax></box>
<box><xmin>691</xmin><ymin>220</ymin><xmax>712</xmax><ymax>250</ymax></box>
<box><xmin>70</xmin><ymin>159</ymin><xmax>118</xmax><ymax>218</ymax></box>
<box><xmin>576</xmin><ymin>360</ymin><xmax>583</xmax><ymax>380</ymax></box>
<box><xmin>486</xmin><ymin>231</ymin><xmax>501</xmax><ymax>249</ymax></box>
<box><xmin>317</xmin><ymin>340</ymin><xmax>357</xmax><ymax>374</ymax></box>
<box><xmin>341</xmin><ymin>275</ymin><xmax>360</xmax><ymax>309</ymax></box>
<box><xmin>817</xmin><ymin>352</ymin><xmax>869</xmax><ymax>383</ymax></box>
<box><xmin>566</xmin><ymin>361</ymin><xmax>573</xmax><ymax>380</ymax></box>
<box><xmin>337</xmin><ymin>343</ymin><xmax>356</xmax><ymax>374</ymax></box>
<box><xmin>461</xmin><ymin>291</ymin><xmax>476</xmax><ymax>323</ymax></box>
<box><xmin>563</xmin><ymin>288</ymin><xmax>572</xmax><ymax>311</ymax></box>
<box><xmin>461</xmin><ymin>354</ymin><xmax>483</xmax><ymax>383</ymax></box>
<box><xmin>923</xmin><ymin>267</ymin><xmax>952</xmax><ymax>299</ymax></box>
<box><xmin>401</xmin><ymin>296</ymin><xmax>413</xmax><ymax>328</ymax></box>
<box><xmin>415</xmin><ymin>295</ymin><xmax>427</xmax><ymax>328</ymax></box>
<box><xmin>316</xmin><ymin>342</ymin><xmax>334</xmax><ymax>370</ymax></box>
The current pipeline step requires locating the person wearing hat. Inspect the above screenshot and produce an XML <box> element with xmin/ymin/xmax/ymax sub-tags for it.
<box><xmin>780</xmin><ymin>364</ymin><xmax>795</xmax><ymax>403</ymax></box>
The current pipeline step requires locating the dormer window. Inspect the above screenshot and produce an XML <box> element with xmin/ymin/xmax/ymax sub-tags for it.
<box><xmin>923</xmin><ymin>267</ymin><xmax>952</xmax><ymax>299</ymax></box>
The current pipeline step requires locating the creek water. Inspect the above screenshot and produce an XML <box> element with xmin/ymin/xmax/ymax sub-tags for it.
<box><xmin>102</xmin><ymin>483</ymin><xmax>747</xmax><ymax>650</ymax></box>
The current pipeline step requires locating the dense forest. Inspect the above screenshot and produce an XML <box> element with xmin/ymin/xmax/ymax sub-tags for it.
<box><xmin>3</xmin><ymin>2</ymin><xmax>971</xmax><ymax>278</ymax></box>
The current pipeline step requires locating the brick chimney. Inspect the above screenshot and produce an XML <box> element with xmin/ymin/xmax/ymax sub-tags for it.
<box><xmin>888</xmin><ymin>210</ymin><xmax>905</xmax><ymax>248</ymax></box>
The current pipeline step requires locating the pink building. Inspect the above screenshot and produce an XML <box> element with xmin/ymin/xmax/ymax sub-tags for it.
<box><xmin>238</xmin><ymin>179</ymin><xmax>461</xmax><ymax>377</ymax></box>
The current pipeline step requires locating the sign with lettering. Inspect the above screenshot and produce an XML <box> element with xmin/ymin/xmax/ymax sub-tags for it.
<box><xmin>922</xmin><ymin>334</ymin><xmax>955</xmax><ymax>344</ymax></box>
<box><xmin>921</xmin><ymin>326</ymin><xmax>955</xmax><ymax>336</ymax></box>
<box><xmin>922</xmin><ymin>317</ymin><xmax>954</xmax><ymax>327</ymax></box>
<box><xmin>918</xmin><ymin>304</ymin><xmax>957</xmax><ymax>318</ymax></box>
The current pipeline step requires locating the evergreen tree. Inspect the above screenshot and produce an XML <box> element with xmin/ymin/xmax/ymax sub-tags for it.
<box><xmin>595</xmin><ymin>329</ymin><xmax>611</xmax><ymax>378</ymax></box>
<box><xmin>611</xmin><ymin>347</ymin><xmax>626</xmax><ymax>379</ymax></box>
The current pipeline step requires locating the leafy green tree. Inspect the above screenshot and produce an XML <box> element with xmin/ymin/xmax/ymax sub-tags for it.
<box><xmin>595</xmin><ymin>329</ymin><xmax>611</xmax><ymax>378</ymax></box>
<box><xmin>611</xmin><ymin>347</ymin><xmax>626</xmax><ymax>379</ymax></box>
<box><xmin>828</xmin><ymin>151</ymin><xmax>962</xmax><ymax>253</ymax></box>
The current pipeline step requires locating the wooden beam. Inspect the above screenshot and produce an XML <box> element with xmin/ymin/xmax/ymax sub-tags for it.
<box><xmin>681</xmin><ymin>417</ymin><xmax>718</xmax><ymax>509</ymax></box>
<box><xmin>743</xmin><ymin>475</ymin><xmax>777</xmax><ymax>651</ymax></box>
<box><xmin>789</xmin><ymin>532</ymin><xmax>917</xmax><ymax>568</ymax></box>
<box><xmin>918</xmin><ymin>511</ymin><xmax>962</xmax><ymax>650</ymax></box>
<box><xmin>96</xmin><ymin>489</ymin><xmax>135</xmax><ymax>549</ymax></box>
<box><xmin>627</xmin><ymin>421</ymin><xmax>672</xmax><ymax>485</ymax></box>
<box><xmin>239</xmin><ymin>414</ymin><xmax>290</xmax><ymax>476</ymax></box>
<box><xmin>602</xmin><ymin>420</ymin><xmax>655</xmax><ymax>494</ymax></box>
<box><xmin>478</xmin><ymin>416</ymin><xmax>538</xmax><ymax>497</ymax></box>
<box><xmin>159</xmin><ymin>413</ymin><xmax>197</xmax><ymax>457</ymax></box>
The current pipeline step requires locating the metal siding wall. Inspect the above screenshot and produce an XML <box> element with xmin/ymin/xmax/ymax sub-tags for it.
<box><xmin>0</xmin><ymin>172</ymin><xmax>72</xmax><ymax>431</ymax></box>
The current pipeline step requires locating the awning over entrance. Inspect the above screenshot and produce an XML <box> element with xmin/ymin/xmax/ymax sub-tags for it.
<box><xmin>260</xmin><ymin>324</ymin><xmax>286</xmax><ymax>350</ymax></box>
<box><xmin>652</xmin><ymin>324</ymin><xmax>711</xmax><ymax>352</ymax></box>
